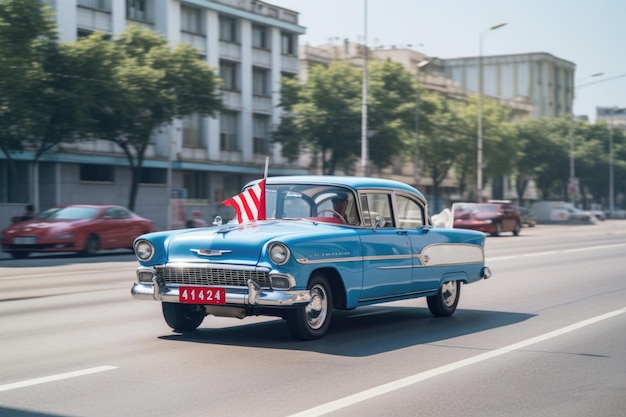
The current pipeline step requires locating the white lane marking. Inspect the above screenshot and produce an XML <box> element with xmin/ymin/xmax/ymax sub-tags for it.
<box><xmin>487</xmin><ymin>242</ymin><xmax>626</xmax><ymax>262</ymax></box>
<box><xmin>288</xmin><ymin>308</ymin><xmax>626</xmax><ymax>417</ymax></box>
<box><xmin>0</xmin><ymin>366</ymin><xmax>117</xmax><ymax>392</ymax></box>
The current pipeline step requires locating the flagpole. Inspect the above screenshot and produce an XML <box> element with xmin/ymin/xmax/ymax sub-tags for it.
<box><xmin>264</xmin><ymin>156</ymin><xmax>269</xmax><ymax>179</ymax></box>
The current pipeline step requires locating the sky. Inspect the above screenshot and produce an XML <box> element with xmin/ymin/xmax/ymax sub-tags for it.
<box><xmin>269</xmin><ymin>0</ymin><xmax>626</xmax><ymax>122</ymax></box>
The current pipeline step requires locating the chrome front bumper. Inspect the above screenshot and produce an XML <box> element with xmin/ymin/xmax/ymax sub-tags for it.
<box><xmin>131</xmin><ymin>277</ymin><xmax>311</xmax><ymax>307</ymax></box>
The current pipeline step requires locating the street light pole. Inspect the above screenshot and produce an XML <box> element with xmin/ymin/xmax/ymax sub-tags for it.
<box><xmin>414</xmin><ymin>60</ymin><xmax>430</xmax><ymax>185</ymax></box>
<box><xmin>477</xmin><ymin>22</ymin><xmax>507</xmax><ymax>203</ymax></box>
<box><xmin>609</xmin><ymin>109</ymin><xmax>614</xmax><ymax>217</ymax></box>
<box><xmin>360</xmin><ymin>0</ymin><xmax>368</xmax><ymax>177</ymax></box>
<box><xmin>608</xmin><ymin>106</ymin><xmax>625</xmax><ymax>217</ymax></box>
<box><xmin>569</xmin><ymin>72</ymin><xmax>604</xmax><ymax>204</ymax></box>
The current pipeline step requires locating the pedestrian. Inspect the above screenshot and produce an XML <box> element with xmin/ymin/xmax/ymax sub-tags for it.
<box><xmin>186</xmin><ymin>210</ymin><xmax>208</xmax><ymax>228</ymax></box>
<box><xmin>12</xmin><ymin>204</ymin><xmax>36</xmax><ymax>223</ymax></box>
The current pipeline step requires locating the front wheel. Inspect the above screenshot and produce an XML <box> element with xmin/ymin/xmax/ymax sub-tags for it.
<box><xmin>162</xmin><ymin>302</ymin><xmax>205</xmax><ymax>332</ymax></box>
<box><xmin>9</xmin><ymin>251</ymin><xmax>30</xmax><ymax>259</ymax></box>
<box><xmin>81</xmin><ymin>234</ymin><xmax>99</xmax><ymax>256</ymax></box>
<box><xmin>427</xmin><ymin>280</ymin><xmax>460</xmax><ymax>317</ymax></box>
<box><xmin>286</xmin><ymin>274</ymin><xmax>333</xmax><ymax>340</ymax></box>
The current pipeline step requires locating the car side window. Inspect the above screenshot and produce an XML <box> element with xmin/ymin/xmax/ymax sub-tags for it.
<box><xmin>361</xmin><ymin>193</ymin><xmax>394</xmax><ymax>227</ymax></box>
<box><xmin>396</xmin><ymin>195</ymin><xmax>424</xmax><ymax>228</ymax></box>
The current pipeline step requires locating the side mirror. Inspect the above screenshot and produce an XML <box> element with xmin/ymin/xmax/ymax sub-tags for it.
<box><xmin>373</xmin><ymin>215</ymin><xmax>385</xmax><ymax>231</ymax></box>
<box><xmin>212</xmin><ymin>216</ymin><xmax>223</xmax><ymax>226</ymax></box>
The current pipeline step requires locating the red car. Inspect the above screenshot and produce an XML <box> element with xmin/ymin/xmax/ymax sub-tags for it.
<box><xmin>1</xmin><ymin>204</ymin><xmax>155</xmax><ymax>258</ymax></box>
<box><xmin>452</xmin><ymin>202</ymin><xmax>521</xmax><ymax>236</ymax></box>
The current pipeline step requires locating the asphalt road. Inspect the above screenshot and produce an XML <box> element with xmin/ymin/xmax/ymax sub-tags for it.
<box><xmin>1</xmin><ymin>221</ymin><xmax>625</xmax><ymax>417</ymax></box>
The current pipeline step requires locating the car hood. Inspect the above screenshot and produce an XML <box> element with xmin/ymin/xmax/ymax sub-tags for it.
<box><xmin>2</xmin><ymin>220</ymin><xmax>84</xmax><ymax>236</ymax></box>
<box><xmin>150</xmin><ymin>220</ymin><xmax>345</xmax><ymax>266</ymax></box>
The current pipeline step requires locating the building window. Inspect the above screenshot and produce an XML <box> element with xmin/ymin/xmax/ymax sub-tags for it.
<box><xmin>139</xmin><ymin>167</ymin><xmax>166</xmax><ymax>184</ymax></box>
<box><xmin>127</xmin><ymin>0</ymin><xmax>153</xmax><ymax>22</ymax></box>
<box><xmin>181</xmin><ymin>5</ymin><xmax>204</xmax><ymax>34</ymax></box>
<box><xmin>219</xmin><ymin>15</ymin><xmax>238</xmax><ymax>42</ymax></box>
<box><xmin>219</xmin><ymin>60</ymin><xmax>239</xmax><ymax>91</ymax></box>
<box><xmin>182</xmin><ymin>113</ymin><xmax>204</xmax><ymax>148</ymax></box>
<box><xmin>77</xmin><ymin>0</ymin><xmax>111</xmax><ymax>10</ymax></box>
<box><xmin>0</xmin><ymin>160</ymin><xmax>30</xmax><ymax>203</ymax></box>
<box><xmin>220</xmin><ymin>111</ymin><xmax>239</xmax><ymax>151</ymax></box>
<box><xmin>223</xmin><ymin>175</ymin><xmax>242</xmax><ymax>203</ymax></box>
<box><xmin>252</xmin><ymin>67</ymin><xmax>269</xmax><ymax>96</ymax></box>
<box><xmin>281</xmin><ymin>32</ymin><xmax>295</xmax><ymax>55</ymax></box>
<box><xmin>183</xmin><ymin>171</ymin><xmax>208</xmax><ymax>199</ymax></box>
<box><xmin>77</xmin><ymin>28</ymin><xmax>111</xmax><ymax>39</ymax></box>
<box><xmin>80</xmin><ymin>164</ymin><xmax>114</xmax><ymax>182</ymax></box>
<box><xmin>253</xmin><ymin>115</ymin><xmax>270</xmax><ymax>154</ymax></box>
<box><xmin>252</xmin><ymin>24</ymin><xmax>268</xmax><ymax>49</ymax></box>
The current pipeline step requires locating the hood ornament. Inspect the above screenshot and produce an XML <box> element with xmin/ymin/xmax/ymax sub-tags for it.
<box><xmin>190</xmin><ymin>249</ymin><xmax>232</xmax><ymax>257</ymax></box>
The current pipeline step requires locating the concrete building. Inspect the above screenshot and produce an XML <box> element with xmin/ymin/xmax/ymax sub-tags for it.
<box><xmin>596</xmin><ymin>106</ymin><xmax>626</xmax><ymax>129</ymax></box>
<box><xmin>441</xmin><ymin>52</ymin><xmax>576</xmax><ymax>119</ymax></box>
<box><xmin>1</xmin><ymin>0</ymin><xmax>308</xmax><ymax>229</ymax></box>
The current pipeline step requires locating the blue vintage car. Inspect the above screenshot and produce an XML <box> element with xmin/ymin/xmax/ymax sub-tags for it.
<box><xmin>131</xmin><ymin>176</ymin><xmax>491</xmax><ymax>340</ymax></box>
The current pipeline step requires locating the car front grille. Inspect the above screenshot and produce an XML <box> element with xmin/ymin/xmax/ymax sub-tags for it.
<box><xmin>156</xmin><ymin>266</ymin><xmax>270</xmax><ymax>287</ymax></box>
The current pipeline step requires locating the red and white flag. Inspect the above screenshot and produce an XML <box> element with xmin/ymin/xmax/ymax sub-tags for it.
<box><xmin>222</xmin><ymin>179</ymin><xmax>266</xmax><ymax>223</ymax></box>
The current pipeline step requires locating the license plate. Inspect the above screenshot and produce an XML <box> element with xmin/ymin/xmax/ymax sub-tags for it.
<box><xmin>179</xmin><ymin>286</ymin><xmax>226</xmax><ymax>304</ymax></box>
<box><xmin>14</xmin><ymin>237</ymin><xmax>36</xmax><ymax>245</ymax></box>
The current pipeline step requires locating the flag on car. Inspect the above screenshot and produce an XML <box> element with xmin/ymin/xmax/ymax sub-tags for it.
<box><xmin>222</xmin><ymin>157</ymin><xmax>268</xmax><ymax>223</ymax></box>
<box><xmin>222</xmin><ymin>179</ymin><xmax>266</xmax><ymax>223</ymax></box>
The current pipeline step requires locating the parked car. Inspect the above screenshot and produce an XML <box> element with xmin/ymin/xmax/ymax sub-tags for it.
<box><xmin>554</xmin><ymin>205</ymin><xmax>592</xmax><ymax>221</ymax></box>
<box><xmin>452</xmin><ymin>202</ymin><xmax>521</xmax><ymax>236</ymax></box>
<box><xmin>590</xmin><ymin>210</ymin><xmax>607</xmax><ymax>221</ymax></box>
<box><xmin>516</xmin><ymin>206</ymin><xmax>537</xmax><ymax>227</ymax></box>
<box><xmin>1</xmin><ymin>204</ymin><xmax>155</xmax><ymax>259</ymax></box>
<box><xmin>131</xmin><ymin>176</ymin><xmax>492</xmax><ymax>340</ymax></box>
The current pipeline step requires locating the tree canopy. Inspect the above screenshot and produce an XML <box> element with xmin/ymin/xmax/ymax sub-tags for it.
<box><xmin>76</xmin><ymin>26</ymin><xmax>223</xmax><ymax>209</ymax></box>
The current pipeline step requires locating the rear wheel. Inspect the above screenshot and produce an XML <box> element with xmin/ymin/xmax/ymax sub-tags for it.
<box><xmin>427</xmin><ymin>281</ymin><xmax>460</xmax><ymax>317</ymax></box>
<box><xmin>286</xmin><ymin>274</ymin><xmax>333</xmax><ymax>340</ymax></box>
<box><xmin>162</xmin><ymin>302</ymin><xmax>205</xmax><ymax>332</ymax></box>
<box><xmin>513</xmin><ymin>221</ymin><xmax>521</xmax><ymax>236</ymax></box>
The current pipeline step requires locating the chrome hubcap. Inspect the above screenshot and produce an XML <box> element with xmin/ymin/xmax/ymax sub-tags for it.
<box><xmin>441</xmin><ymin>281</ymin><xmax>457</xmax><ymax>307</ymax></box>
<box><xmin>305</xmin><ymin>284</ymin><xmax>328</xmax><ymax>330</ymax></box>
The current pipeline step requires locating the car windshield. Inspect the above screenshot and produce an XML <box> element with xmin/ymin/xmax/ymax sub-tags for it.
<box><xmin>265</xmin><ymin>184</ymin><xmax>358</xmax><ymax>224</ymax></box>
<box><xmin>454</xmin><ymin>203</ymin><xmax>498</xmax><ymax>214</ymax></box>
<box><xmin>36</xmin><ymin>206</ymin><xmax>100</xmax><ymax>221</ymax></box>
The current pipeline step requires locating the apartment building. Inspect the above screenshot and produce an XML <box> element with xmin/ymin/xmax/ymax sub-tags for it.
<box><xmin>0</xmin><ymin>0</ymin><xmax>308</xmax><ymax>229</ymax></box>
<box><xmin>441</xmin><ymin>52</ymin><xmax>576</xmax><ymax>119</ymax></box>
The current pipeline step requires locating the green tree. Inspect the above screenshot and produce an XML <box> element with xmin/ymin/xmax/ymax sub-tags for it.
<box><xmin>367</xmin><ymin>59</ymin><xmax>419</xmax><ymax>169</ymax></box>
<box><xmin>273</xmin><ymin>61</ymin><xmax>362</xmax><ymax>174</ymax></box>
<box><xmin>79</xmin><ymin>26</ymin><xmax>223</xmax><ymax>210</ymax></box>
<box><xmin>448</xmin><ymin>95</ymin><xmax>514</xmax><ymax>201</ymax></box>
<box><xmin>578</xmin><ymin>121</ymin><xmax>626</xmax><ymax>209</ymax></box>
<box><xmin>273</xmin><ymin>60</ymin><xmax>419</xmax><ymax>175</ymax></box>
<box><xmin>0</xmin><ymin>0</ymin><xmax>59</xmax><ymax>202</ymax></box>
<box><xmin>417</xmin><ymin>91</ymin><xmax>465</xmax><ymax>209</ymax></box>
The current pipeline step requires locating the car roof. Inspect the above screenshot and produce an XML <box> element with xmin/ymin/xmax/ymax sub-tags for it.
<box><xmin>255</xmin><ymin>175</ymin><xmax>425</xmax><ymax>199</ymax></box>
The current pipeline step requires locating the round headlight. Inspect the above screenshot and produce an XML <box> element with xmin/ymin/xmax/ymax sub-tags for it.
<box><xmin>269</xmin><ymin>242</ymin><xmax>290</xmax><ymax>265</ymax></box>
<box><xmin>135</xmin><ymin>240</ymin><xmax>154</xmax><ymax>261</ymax></box>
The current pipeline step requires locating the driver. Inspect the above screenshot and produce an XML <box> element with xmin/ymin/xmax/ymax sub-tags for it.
<box><xmin>331</xmin><ymin>192</ymin><xmax>349</xmax><ymax>222</ymax></box>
